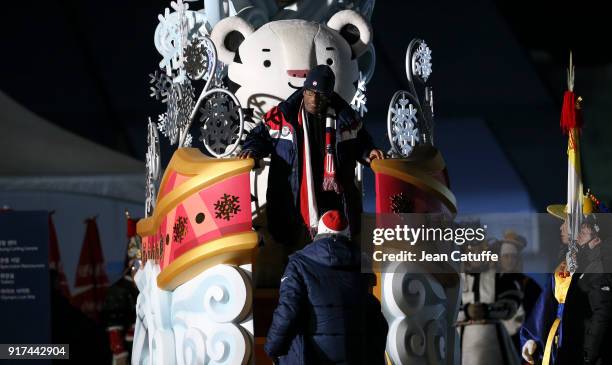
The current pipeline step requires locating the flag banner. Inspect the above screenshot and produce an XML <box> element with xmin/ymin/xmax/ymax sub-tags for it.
<box><xmin>71</xmin><ymin>218</ymin><xmax>109</xmax><ymax>321</ymax></box>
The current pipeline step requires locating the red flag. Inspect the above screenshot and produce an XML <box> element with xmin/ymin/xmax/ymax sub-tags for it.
<box><xmin>48</xmin><ymin>213</ymin><xmax>71</xmax><ymax>298</ymax></box>
<box><xmin>72</xmin><ymin>218</ymin><xmax>109</xmax><ymax>321</ymax></box>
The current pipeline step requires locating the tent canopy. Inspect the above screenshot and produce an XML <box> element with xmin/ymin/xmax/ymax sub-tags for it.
<box><xmin>0</xmin><ymin>91</ymin><xmax>144</xmax><ymax>203</ymax></box>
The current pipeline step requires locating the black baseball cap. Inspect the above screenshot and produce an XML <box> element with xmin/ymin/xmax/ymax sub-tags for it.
<box><xmin>304</xmin><ymin>65</ymin><xmax>335</xmax><ymax>95</ymax></box>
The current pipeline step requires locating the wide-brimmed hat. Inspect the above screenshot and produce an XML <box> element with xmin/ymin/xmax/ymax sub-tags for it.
<box><xmin>546</xmin><ymin>190</ymin><xmax>608</xmax><ymax>220</ymax></box>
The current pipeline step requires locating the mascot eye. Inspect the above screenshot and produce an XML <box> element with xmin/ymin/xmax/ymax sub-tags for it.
<box><xmin>326</xmin><ymin>58</ymin><xmax>334</xmax><ymax>66</ymax></box>
<box><xmin>263</xmin><ymin>60</ymin><xmax>271</xmax><ymax>68</ymax></box>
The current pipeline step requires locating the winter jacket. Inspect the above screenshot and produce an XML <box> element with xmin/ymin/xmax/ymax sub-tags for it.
<box><xmin>241</xmin><ymin>89</ymin><xmax>376</xmax><ymax>243</ymax></box>
<box><xmin>264</xmin><ymin>234</ymin><xmax>387</xmax><ymax>365</ymax></box>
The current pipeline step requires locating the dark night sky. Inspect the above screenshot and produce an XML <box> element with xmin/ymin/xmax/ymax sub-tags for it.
<box><xmin>1</xmin><ymin>0</ymin><xmax>611</xmax><ymax>208</ymax></box>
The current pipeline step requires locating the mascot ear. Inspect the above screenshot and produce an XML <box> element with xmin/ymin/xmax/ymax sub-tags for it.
<box><xmin>211</xmin><ymin>16</ymin><xmax>254</xmax><ymax>64</ymax></box>
<box><xmin>327</xmin><ymin>10</ymin><xmax>372</xmax><ymax>59</ymax></box>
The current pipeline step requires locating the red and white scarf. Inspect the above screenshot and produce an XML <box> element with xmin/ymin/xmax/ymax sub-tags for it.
<box><xmin>298</xmin><ymin>105</ymin><xmax>342</xmax><ymax>234</ymax></box>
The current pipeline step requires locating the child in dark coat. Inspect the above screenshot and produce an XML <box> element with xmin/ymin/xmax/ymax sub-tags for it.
<box><xmin>264</xmin><ymin>210</ymin><xmax>387</xmax><ymax>364</ymax></box>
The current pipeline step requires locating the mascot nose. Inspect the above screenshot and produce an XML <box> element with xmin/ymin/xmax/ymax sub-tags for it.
<box><xmin>286</xmin><ymin>69</ymin><xmax>310</xmax><ymax>78</ymax></box>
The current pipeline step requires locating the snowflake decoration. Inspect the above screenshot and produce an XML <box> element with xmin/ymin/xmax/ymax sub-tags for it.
<box><xmin>391</xmin><ymin>96</ymin><xmax>417</xmax><ymax>125</ymax></box>
<box><xmin>390</xmin><ymin>95</ymin><xmax>419</xmax><ymax>156</ymax></box>
<box><xmin>198</xmin><ymin>92</ymin><xmax>242</xmax><ymax>155</ymax></box>
<box><xmin>184</xmin><ymin>37</ymin><xmax>209</xmax><ymax>80</ymax></box>
<box><xmin>350</xmin><ymin>72</ymin><xmax>368</xmax><ymax>117</ymax></box>
<box><xmin>145</xmin><ymin>119</ymin><xmax>160</xmax><ymax>217</ymax></box>
<box><xmin>412</xmin><ymin>41</ymin><xmax>432</xmax><ymax>82</ymax></box>
<box><xmin>156</xmin><ymin>2</ymin><xmax>187</xmax><ymax>76</ymax></box>
<box><xmin>183</xmin><ymin>133</ymin><xmax>193</xmax><ymax>147</ymax></box>
<box><xmin>146</xmin><ymin>118</ymin><xmax>161</xmax><ymax>180</ymax></box>
<box><xmin>163</xmin><ymin>81</ymin><xmax>195</xmax><ymax>145</ymax></box>
<box><xmin>157</xmin><ymin>112</ymin><xmax>169</xmax><ymax>136</ymax></box>
<box><xmin>145</xmin><ymin>175</ymin><xmax>157</xmax><ymax>218</ymax></box>
<box><xmin>154</xmin><ymin>0</ymin><xmax>209</xmax><ymax>78</ymax></box>
<box><xmin>172</xmin><ymin>216</ymin><xmax>189</xmax><ymax>243</ymax></box>
<box><xmin>149</xmin><ymin>70</ymin><xmax>173</xmax><ymax>103</ymax></box>
<box><xmin>390</xmin><ymin>192</ymin><xmax>413</xmax><ymax>214</ymax></box>
<box><xmin>165</xmin><ymin>92</ymin><xmax>180</xmax><ymax>144</ymax></box>
<box><xmin>214</xmin><ymin>194</ymin><xmax>240</xmax><ymax>221</ymax></box>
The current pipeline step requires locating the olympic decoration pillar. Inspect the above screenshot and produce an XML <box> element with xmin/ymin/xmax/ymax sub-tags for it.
<box><xmin>134</xmin><ymin>149</ymin><xmax>257</xmax><ymax>365</ymax></box>
<box><xmin>373</xmin><ymin>39</ymin><xmax>461</xmax><ymax>365</ymax></box>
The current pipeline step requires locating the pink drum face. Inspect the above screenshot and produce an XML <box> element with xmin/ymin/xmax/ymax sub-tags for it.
<box><xmin>155</xmin><ymin>172</ymin><xmax>252</xmax><ymax>270</ymax></box>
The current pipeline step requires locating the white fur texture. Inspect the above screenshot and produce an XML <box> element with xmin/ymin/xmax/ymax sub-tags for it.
<box><xmin>211</xmin><ymin>12</ymin><xmax>372</xmax><ymax>121</ymax></box>
<box><xmin>210</xmin><ymin>16</ymin><xmax>255</xmax><ymax>65</ymax></box>
<box><xmin>327</xmin><ymin>10</ymin><xmax>372</xmax><ymax>58</ymax></box>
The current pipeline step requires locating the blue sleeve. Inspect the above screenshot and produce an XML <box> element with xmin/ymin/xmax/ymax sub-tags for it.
<box><xmin>520</xmin><ymin>274</ymin><xmax>556</xmax><ymax>360</ymax></box>
<box><xmin>242</xmin><ymin>122</ymin><xmax>274</xmax><ymax>158</ymax></box>
<box><xmin>264</xmin><ymin>259</ymin><xmax>306</xmax><ymax>358</ymax></box>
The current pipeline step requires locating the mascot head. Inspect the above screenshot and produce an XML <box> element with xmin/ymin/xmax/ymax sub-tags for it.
<box><xmin>211</xmin><ymin>10</ymin><xmax>372</xmax><ymax>120</ymax></box>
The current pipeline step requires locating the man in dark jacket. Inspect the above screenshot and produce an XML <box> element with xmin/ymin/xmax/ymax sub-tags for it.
<box><xmin>521</xmin><ymin>214</ymin><xmax>612</xmax><ymax>365</ymax></box>
<box><xmin>264</xmin><ymin>210</ymin><xmax>387</xmax><ymax>364</ymax></box>
<box><xmin>239</xmin><ymin>65</ymin><xmax>384</xmax><ymax>244</ymax></box>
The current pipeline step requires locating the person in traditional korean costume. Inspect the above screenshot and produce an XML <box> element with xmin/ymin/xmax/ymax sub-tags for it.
<box><xmin>520</xmin><ymin>197</ymin><xmax>612</xmax><ymax>365</ymax></box>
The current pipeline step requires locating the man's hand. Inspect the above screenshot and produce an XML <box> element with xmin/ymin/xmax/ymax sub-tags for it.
<box><xmin>522</xmin><ymin>339</ymin><xmax>537</xmax><ymax>364</ymax></box>
<box><xmin>368</xmin><ymin>149</ymin><xmax>385</xmax><ymax>160</ymax></box>
<box><xmin>238</xmin><ymin>150</ymin><xmax>256</xmax><ymax>159</ymax></box>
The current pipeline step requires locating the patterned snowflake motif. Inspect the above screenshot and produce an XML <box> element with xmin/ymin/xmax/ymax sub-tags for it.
<box><xmin>198</xmin><ymin>92</ymin><xmax>241</xmax><ymax>155</ymax></box>
<box><xmin>172</xmin><ymin>216</ymin><xmax>189</xmax><ymax>243</ymax></box>
<box><xmin>149</xmin><ymin>70</ymin><xmax>173</xmax><ymax>103</ymax></box>
<box><xmin>145</xmin><ymin>175</ymin><xmax>157</xmax><ymax>218</ymax></box>
<box><xmin>156</xmin><ymin>1</ymin><xmax>189</xmax><ymax>76</ymax></box>
<box><xmin>183</xmin><ymin>133</ymin><xmax>193</xmax><ymax>147</ymax></box>
<box><xmin>350</xmin><ymin>72</ymin><xmax>368</xmax><ymax>117</ymax></box>
<box><xmin>390</xmin><ymin>95</ymin><xmax>419</xmax><ymax>156</ymax></box>
<box><xmin>164</xmin><ymin>81</ymin><xmax>195</xmax><ymax>145</ymax></box>
<box><xmin>145</xmin><ymin>119</ymin><xmax>160</xmax><ymax>217</ymax></box>
<box><xmin>165</xmin><ymin>91</ymin><xmax>180</xmax><ymax>144</ymax></box>
<box><xmin>214</xmin><ymin>194</ymin><xmax>241</xmax><ymax>221</ymax></box>
<box><xmin>390</xmin><ymin>192</ymin><xmax>413</xmax><ymax>214</ymax></box>
<box><xmin>157</xmin><ymin>112</ymin><xmax>169</xmax><ymax>136</ymax></box>
<box><xmin>184</xmin><ymin>37</ymin><xmax>209</xmax><ymax>80</ymax></box>
<box><xmin>412</xmin><ymin>41</ymin><xmax>432</xmax><ymax>82</ymax></box>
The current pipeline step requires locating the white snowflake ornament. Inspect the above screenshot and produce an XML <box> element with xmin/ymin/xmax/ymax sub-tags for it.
<box><xmin>145</xmin><ymin>119</ymin><xmax>161</xmax><ymax>217</ymax></box>
<box><xmin>183</xmin><ymin>133</ymin><xmax>193</xmax><ymax>147</ymax></box>
<box><xmin>154</xmin><ymin>0</ymin><xmax>209</xmax><ymax>77</ymax></box>
<box><xmin>388</xmin><ymin>92</ymin><xmax>420</xmax><ymax>157</ymax></box>
<box><xmin>350</xmin><ymin>72</ymin><xmax>368</xmax><ymax>117</ymax></box>
<box><xmin>412</xmin><ymin>41</ymin><xmax>432</xmax><ymax>82</ymax></box>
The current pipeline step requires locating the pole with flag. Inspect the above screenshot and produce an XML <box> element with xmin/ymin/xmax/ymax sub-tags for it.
<box><xmin>561</xmin><ymin>52</ymin><xmax>583</xmax><ymax>273</ymax></box>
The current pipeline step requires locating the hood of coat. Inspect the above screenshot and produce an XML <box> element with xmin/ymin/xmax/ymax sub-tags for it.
<box><xmin>295</xmin><ymin>234</ymin><xmax>360</xmax><ymax>268</ymax></box>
